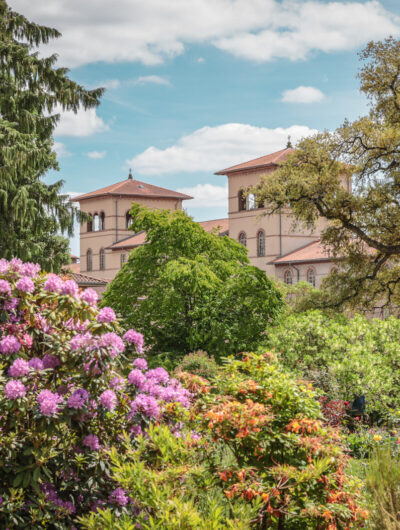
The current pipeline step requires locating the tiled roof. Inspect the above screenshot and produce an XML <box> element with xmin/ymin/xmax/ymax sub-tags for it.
<box><xmin>70</xmin><ymin>273</ymin><xmax>110</xmax><ymax>286</ymax></box>
<box><xmin>215</xmin><ymin>147</ymin><xmax>294</xmax><ymax>175</ymax></box>
<box><xmin>109</xmin><ymin>218</ymin><xmax>229</xmax><ymax>251</ymax></box>
<box><xmin>65</xmin><ymin>262</ymin><xmax>81</xmax><ymax>274</ymax></box>
<box><xmin>71</xmin><ymin>178</ymin><xmax>193</xmax><ymax>202</ymax></box>
<box><xmin>270</xmin><ymin>240</ymin><xmax>333</xmax><ymax>265</ymax></box>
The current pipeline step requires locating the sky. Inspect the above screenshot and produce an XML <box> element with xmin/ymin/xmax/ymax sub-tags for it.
<box><xmin>8</xmin><ymin>0</ymin><xmax>400</xmax><ymax>254</ymax></box>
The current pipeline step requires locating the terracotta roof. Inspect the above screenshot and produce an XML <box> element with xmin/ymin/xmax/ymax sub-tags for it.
<box><xmin>270</xmin><ymin>240</ymin><xmax>333</xmax><ymax>265</ymax></box>
<box><xmin>70</xmin><ymin>273</ymin><xmax>110</xmax><ymax>286</ymax></box>
<box><xmin>65</xmin><ymin>262</ymin><xmax>81</xmax><ymax>274</ymax></box>
<box><xmin>71</xmin><ymin>178</ymin><xmax>193</xmax><ymax>202</ymax></box>
<box><xmin>215</xmin><ymin>147</ymin><xmax>294</xmax><ymax>175</ymax></box>
<box><xmin>109</xmin><ymin>218</ymin><xmax>229</xmax><ymax>251</ymax></box>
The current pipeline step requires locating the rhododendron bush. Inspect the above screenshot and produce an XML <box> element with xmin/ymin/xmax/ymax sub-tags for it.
<box><xmin>0</xmin><ymin>259</ymin><xmax>190</xmax><ymax>528</ymax></box>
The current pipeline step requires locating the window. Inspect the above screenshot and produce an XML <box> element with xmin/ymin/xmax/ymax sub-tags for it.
<box><xmin>257</xmin><ymin>230</ymin><xmax>265</xmax><ymax>257</ymax></box>
<box><xmin>87</xmin><ymin>215</ymin><xmax>93</xmax><ymax>232</ymax></box>
<box><xmin>284</xmin><ymin>269</ymin><xmax>292</xmax><ymax>285</ymax></box>
<box><xmin>307</xmin><ymin>268</ymin><xmax>316</xmax><ymax>287</ymax></box>
<box><xmin>126</xmin><ymin>212</ymin><xmax>133</xmax><ymax>229</ymax></box>
<box><xmin>238</xmin><ymin>232</ymin><xmax>247</xmax><ymax>246</ymax></box>
<box><xmin>93</xmin><ymin>213</ymin><xmax>99</xmax><ymax>232</ymax></box>
<box><xmin>99</xmin><ymin>248</ymin><xmax>105</xmax><ymax>270</ymax></box>
<box><xmin>246</xmin><ymin>193</ymin><xmax>256</xmax><ymax>210</ymax></box>
<box><xmin>121</xmin><ymin>253</ymin><xmax>127</xmax><ymax>266</ymax></box>
<box><xmin>99</xmin><ymin>212</ymin><xmax>105</xmax><ymax>231</ymax></box>
<box><xmin>87</xmin><ymin>249</ymin><xmax>92</xmax><ymax>272</ymax></box>
<box><xmin>238</xmin><ymin>190</ymin><xmax>246</xmax><ymax>211</ymax></box>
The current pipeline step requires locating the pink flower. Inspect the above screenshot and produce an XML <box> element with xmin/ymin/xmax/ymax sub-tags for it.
<box><xmin>132</xmin><ymin>357</ymin><xmax>147</xmax><ymax>371</ymax></box>
<box><xmin>0</xmin><ymin>280</ymin><xmax>11</xmax><ymax>296</ymax></box>
<box><xmin>16</xmin><ymin>276</ymin><xmax>35</xmax><ymax>293</ymax></box>
<box><xmin>97</xmin><ymin>307</ymin><xmax>116</xmax><ymax>323</ymax></box>
<box><xmin>44</xmin><ymin>274</ymin><xmax>63</xmax><ymax>292</ymax></box>
<box><xmin>101</xmin><ymin>332</ymin><xmax>125</xmax><ymax>357</ymax></box>
<box><xmin>8</xmin><ymin>358</ymin><xmax>30</xmax><ymax>378</ymax></box>
<box><xmin>37</xmin><ymin>390</ymin><xmax>63</xmax><ymax>416</ymax></box>
<box><xmin>130</xmin><ymin>394</ymin><xmax>159</xmax><ymax>419</ymax></box>
<box><xmin>110</xmin><ymin>376</ymin><xmax>125</xmax><ymax>390</ymax></box>
<box><xmin>123</xmin><ymin>329</ymin><xmax>144</xmax><ymax>352</ymax></box>
<box><xmin>60</xmin><ymin>279</ymin><xmax>79</xmax><ymax>296</ymax></box>
<box><xmin>83</xmin><ymin>434</ymin><xmax>100</xmax><ymax>450</ymax></box>
<box><xmin>80</xmin><ymin>288</ymin><xmax>98</xmax><ymax>305</ymax></box>
<box><xmin>42</xmin><ymin>354</ymin><xmax>60</xmax><ymax>369</ymax></box>
<box><xmin>20</xmin><ymin>262</ymin><xmax>41</xmax><ymax>277</ymax></box>
<box><xmin>99</xmin><ymin>390</ymin><xmax>117</xmax><ymax>411</ymax></box>
<box><xmin>0</xmin><ymin>335</ymin><xmax>21</xmax><ymax>354</ymax></box>
<box><xmin>108</xmin><ymin>488</ymin><xmax>128</xmax><ymax>506</ymax></box>
<box><xmin>29</xmin><ymin>357</ymin><xmax>44</xmax><ymax>371</ymax></box>
<box><xmin>128</xmin><ymin>369</ymin><xmax>146</xmax><ymax>389</ymax></box>
<box><xmin>4</xmin><ymin>380</ymin><xmax>26</xmax><ymax>399</ymax></box>
<box><xmin>68</xmin><ymin>389</ymin><xmax>89</xmax><ymax>410</ymax></box>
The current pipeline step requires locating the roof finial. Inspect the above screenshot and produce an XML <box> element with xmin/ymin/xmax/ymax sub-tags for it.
<box><xmin>128</xmin><ymin>168</ymin><xmax>133</xmax><ymax>180</ymax></box>
<box><xmin>286</xmin><ymin>135</ymin><xmax>292</xmax><ymax>149</ymax></box>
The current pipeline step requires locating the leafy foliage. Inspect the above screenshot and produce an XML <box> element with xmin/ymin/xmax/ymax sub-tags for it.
<box><xmin>253</xmin><ymin>38</ymin><xmax>400</xmax><ymax>312</ymax></box>
<box><xmin>0</xmin><ymin>1</ymin><xmax>103</xmax><ymax>270</ymax></box>
<box><xmin>174</xmin><ymin>350</ymin><xmax>219</xmax><ymax>379</ymax></box>
<box><xmin>102</xmin><ymin>204</ymin><xmax>284</xmax><ymax>356</ymax></box>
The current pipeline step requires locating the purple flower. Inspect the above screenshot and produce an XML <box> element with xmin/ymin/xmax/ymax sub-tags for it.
<box><xmin>110</xmin><ymin>376</ymin><xmax>125</xmax><ymax>390</ymax></box>
<box><xmin>130</xmin><ymin>394</ymin><xmax>160</xmax><ymax>418</ymax></box>
<box><xmin>83</xmin><ymin>434</ymin><xmax>100</xmax><ymax>450</ymax></box>
<box><xmin>99</xmin><ymin>390</ymin><xmax>117</xmax><ymax>411</ymax></box>
<box><xmin>81</xmin><ymin>288</ymin><xmax>98</xmax><ymax>305</ymax></box>
<box><xmin>108</xmin><ymin>488</ymin><xmax>128</xmax><ymax>506</ymax></box>
<box><xmin>0</xmin><ymin>335</ymin><xmax>21</xmax><ymax>355</ymax></box>
<box><xmin>20</xmin><ymin>262</ymin><xmax>41</xmax><ymax>277</ymax></box>
<box><xmin>9</xmin><ymin>258</ymin><xmax>23</xmax><ymax>271</ymax></box>
<box><xmin>101</xmin><ymin>332</ymin><xmax>125</xmax><ymax>357</ymax></box>
<box><xmin>0</xmin><ymin>280</ymin><xmax>11</xmax><ymax>297</ymax></box>
<box><xmin>68</xmin><ymin>389</ymin><xmax>89</xmax><ymax>410</ymax></box>
<box><xmin>4</xmin><ymin>297</ymin><xmax>19</xmax><ymax>311</ymax></box>
<box><xmin>37</xmin><ymin>390</ymin><xmax>63</xmax><ymax>416</ymax></box>
<box><xmin>44</xmin><ymin>274</ymin><xmax>63</xmax><ymax>293</ymax></box>
<box><xmin>0</xmin><ymin>259</ymin><xmax>9</xmax><ymax>274</ymax></box>
<box><xmin>69</xmin><ymin>332</ymin><xmax>93</xmax><ymax>351</ymax></box>
<box><xmin>8</xmin><ymin>358</ymin><xmax>30</xmax><ymax>378</ymax></box>
<box><xmin>128</xmin><ymin>369</ymin><xmax>146</xmax><ymax>389</ymax></box>
<box><xmin>16</xmin><ymin>276</ymin><xmax>35</xmax><ymax>293</ymax></box>
<box><xmin>4</xmin><ymin>380</ymin><xmax>26</xmax><ymax>399</ymax></box>
<box><xmin>97</xmin><ymin>307</ymin><xmax>116</xmax><ymax>323</ymax></box>
<box><xmin>42</xmin><ymin>354</ymin><xmax>60</xmax><ymax>369</ymax></box>
<box><xmin>28</xmin><ymin>357</ymin><xmax>44</xmax><ymax>371</ymax></box>
<box><xmin>123</xmin><ymin>329</ymin><xmax>144</xmax><ymax>352</ymax></box>
<box><xmin>60</xmin><ymin>279</ymin><xmax>79</xmax><ymax>296</ymax></box>
<box><xmin>133</xmin><ymin>357</ymin><xmax>147</xmax><ymax>371</ymax></box>
<box><xmin>146</xmin><ymin>367</ymin><xmax>169</xmax><ymax>384</ymax></box>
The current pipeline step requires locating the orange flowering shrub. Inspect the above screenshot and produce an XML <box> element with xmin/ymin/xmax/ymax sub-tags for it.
<box><xmin>192</xmin><ymin>352</ymin><xmax>368</xmax><ymax>529</ymax></box>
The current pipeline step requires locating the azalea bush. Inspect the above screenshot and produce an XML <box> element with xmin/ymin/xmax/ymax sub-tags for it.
<box><xmin>267</xmin><ymin>310</ymin><xmax>400</xmax><ymax>417</ymax></box>
<box><xmin>0</xmin><ymin>258</ymin><xmax>191</xmax><ymax>528</ymax></box>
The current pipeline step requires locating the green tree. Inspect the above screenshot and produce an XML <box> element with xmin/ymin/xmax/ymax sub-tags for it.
<box><xmin>254</xmin><ymin>37</ymin><xmax>400</xmax><ymax>313</ymax></box>
<box><xmin>0</xmin><ymin>1</ymin><xmax>104</xmax><ymax>270</ymax></box>
<box><xmin>102</xmin><ymin>204</ymin><xmax>284</xmax><ymax>356</ymax></box>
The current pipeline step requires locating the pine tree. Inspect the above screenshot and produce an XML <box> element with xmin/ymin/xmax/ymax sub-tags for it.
<box><xmin>0</xmin><ymin>0</ymin><xmax>104</xmax><ymax>270</ymax></box>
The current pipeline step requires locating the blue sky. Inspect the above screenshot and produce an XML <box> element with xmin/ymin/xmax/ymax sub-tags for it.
<box><xmin>9</xmin><ymin>0</ymin><xmax>400</xmax><ymax>254</ymax></box>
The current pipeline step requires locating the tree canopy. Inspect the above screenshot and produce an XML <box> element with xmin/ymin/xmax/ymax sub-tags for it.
<box><xmin>102</xmin><ymin>204</ymin><xmax>284</xmax><ymax>356</ymax></box>
<box><xmin>0</xmin><ymin>1</ymin><xmax>104</xmax><ymax>270</ymax></box>
<box><xmin>254</xmin><ymin>37</ymin><xmax>400</xmax><ymax>313</ymax></box>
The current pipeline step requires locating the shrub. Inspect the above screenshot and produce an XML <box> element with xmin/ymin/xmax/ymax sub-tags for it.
<box><xmin>175</xmin><ymin>350</ymin><xmax>219</xmax><ymax>379</ymax></box>
<box><xmin>190</xmin><ymin>352</ymin><xmax>368</xmax><ymax>529</ymax></box>
<box><xmin>0</xmin><ymin>258</ymin><xmax>190</xmax><ymax>528</ymax></box>
<box><xmin>267</xmin><ymin>310</ymin><xmax>400</xmax><ymax>417</ymax></box>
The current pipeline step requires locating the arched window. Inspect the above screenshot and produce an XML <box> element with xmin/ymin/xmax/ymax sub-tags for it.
<box><xmin>126</xmin><ymin>212</ymin><xmax>133</xmax><ymax>229</ymax></box>
<box><xmin>307</xmin><ymin>268</ymin><xmax>316</xmax><ymax>287</ymax></box>
<box><xmin>99</xmin><ymin>248</ymin><xmax>105</xmax><ymax>270</ymax></box>
<box><xmin>238</xmin><ymin>190</ymin><xmax>246</xmax><ymax>211</ymax></box>
<box><xmin>284</xmin><ymin>269</ymin><xmax>292</xmax><ymax>285</ymax></box>
<box><xmin>238</xmin><ymin>231</ymin><xmax>247</xmax><ymax>246</ymax></box>
<box><xmin>99</xmin><ymin>212</ymin><xmax>105</xmax><ymax>231</ymax></box>
<box><xmin>246</xmin><ymin>193</ymin><xmax>256</xmax><ymax>210</ymax></box>
<box><xmin>257</xmin><ymin>230</ymin><xmax>265</xmax><ymax>257</ymax></box>
<box><xmin>87</xmin><ymin>215</ymin><xmax>93</xmax><ymax>233</ymax></box>
<box><xmin>87</xmin><ymin>249</ymin><xmax>93</xmax><ymax>272</ymax></box>
<box><xmin>93</xmin><ymin>213</ymin><xmax>99</xmax><ymax>232</ymax></box>
<box><xmin>121</xmin><ymin>253</ymin><xmax>127</xmax><ymax>266</ymax></box>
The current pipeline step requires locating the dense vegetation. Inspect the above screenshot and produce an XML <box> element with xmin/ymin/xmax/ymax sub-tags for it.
<box><xmin>102</xmin><ymin>204</ymin><xmax>284</xmax><ymax>356</ymax></box>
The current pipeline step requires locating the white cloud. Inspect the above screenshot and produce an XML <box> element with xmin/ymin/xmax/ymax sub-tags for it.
<box><xmin>54</xmin><ymin>141</ymin><xmax>71</xmax><ymax>157</ymax></box>
<box><xmin>132</xmin><ymin>75</ymin><xmax>171</xmax><ymax>86</ymax></box>
<box><xmin>55</xmin><ymin>107</ymin><xmax>109</xmax><ymax>137</ymax></box>
<box><xmin>128</xmin><ymin>123</ymin><xmax>318</xmax><ymax>175</ymax></box>
<box><xmin>177</xmin><ymin>183</ymin><xmax>228</xmax><ymax>209</ymax></box>
<box><xmin>282</xmin><ymin>86</ymin><xmax>325</xmax><ymax>103</ymax></box>
<box><xmin>101</xmin><ymin>79</ymin><xmax>121</xmax><ymax>90</ymax></box>
<box><xmin>87</xmin><ymin>151</ymin><xmax>107</xmax><ymax>159</ymax></box>
<box><xmin>9</xmin><ymin>0</ymin><xmax>400</xmax><ymax>67</ymax></box>
<box><xmin>197</xmin><ymin>57</ymin><xmax>205</xmax><ymax>63</ymax></box>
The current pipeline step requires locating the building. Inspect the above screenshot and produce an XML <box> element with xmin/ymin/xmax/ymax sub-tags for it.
<box><xmin>71</xmin><ymin>145</ymin><xmax>334</xmax><ymax>292</ymax></box>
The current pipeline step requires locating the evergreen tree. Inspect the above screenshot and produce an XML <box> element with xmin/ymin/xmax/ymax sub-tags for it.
<box><xmin>0</xmin><ymin>0</ymin><xmax>104</xmax><ymax>270</ymax></box>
